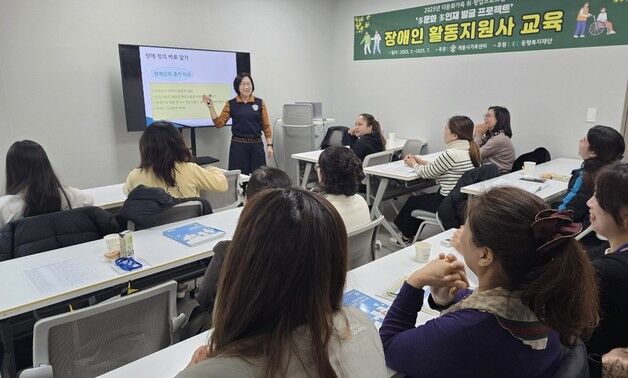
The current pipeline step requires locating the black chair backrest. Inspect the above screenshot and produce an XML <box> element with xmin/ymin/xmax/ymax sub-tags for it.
<box><xmin>0</xmin><ymin>206</ymin><xmax>119</xmax><ymax>261</ymax></box>
<box><xmin>319</xmin><ymin>126</ymin><xmax>351</xmax><ymax>149</ymax></box>
<box><xmin>512</xmin><ymin>147</ymin><xmax>551</xmax><ymax>172</ymax></box>
<box><xmin>438</xmin><ymin>164</ymin><xmax>499</xmax><ymax>230</ymax></box>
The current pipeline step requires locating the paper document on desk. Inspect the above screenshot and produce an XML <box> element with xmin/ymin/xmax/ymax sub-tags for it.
<box><xmin>388</xmin><ymin>163</ymin><xmax>417</xmax><ymax>176</ymax></box>
<box><xmin>24</xmin><ymin>258</ymin><xmax>103</xmax><ymax>295</ymax></box>
<box><xmin>477</xmin><ymin>178</ymin><xmax>550</xmax><ymax>194</ymax></box>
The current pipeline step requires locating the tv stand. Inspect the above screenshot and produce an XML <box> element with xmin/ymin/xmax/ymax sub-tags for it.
<box><xmin>175</xmin><ymin>124</ymin><xmax>219</xmax><ymax>165</ymax></box>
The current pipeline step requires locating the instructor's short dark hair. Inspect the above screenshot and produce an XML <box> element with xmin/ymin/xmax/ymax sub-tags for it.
<box><xmin>233</xmin><ymin>72</ymin><xmax>255</xmax><ymax>95</ymax></box>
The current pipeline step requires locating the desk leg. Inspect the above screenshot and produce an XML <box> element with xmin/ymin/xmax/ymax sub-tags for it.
<box><xmin>1</xmin><ymin>319</ymin><xmax>17</xmax><ymax>378</ymax></box>
<box><xmin>370</xmin><ymin>178</ymin><xmax>388</xmax><ymax>219</ymax></box>
<box><xmin>295</xmin><ymin>161</ymin><xmax>301</xmax><ymax>186</ymax></box>
<box><xmin>370</xmin><ymin>178</ymin><xmax>406</xmax><ymax>247</ymax></box>
<box><xmin>301</xmin><ymin>163</ymin><xmax>312</xmax><ymax>189</ymax></box>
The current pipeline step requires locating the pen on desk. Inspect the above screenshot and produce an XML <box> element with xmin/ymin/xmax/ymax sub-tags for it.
<box><xmin>534</xmin><ymin>182</ymin><xmax>550</xmax><ymax>193</ymax></box>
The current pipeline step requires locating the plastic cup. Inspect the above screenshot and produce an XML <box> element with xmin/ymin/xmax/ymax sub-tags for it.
<box><xmin>388</xmin><ymin>132</ymin><xmax>396</xmax><ymax>143</ymax></box>
<box><xmin>414</xmin><ymin>241</ymin><xmax>431</xmax><ymax>263</ymax></box>
<box><xmin>523</xmin><ymin>161</ymin><xmax>536</xmax><ymax>177</ymax></box>
<box><xmin>104</xmin><ymin>234</ymin><xmax>121</xmax><ymax>260</ymax></box>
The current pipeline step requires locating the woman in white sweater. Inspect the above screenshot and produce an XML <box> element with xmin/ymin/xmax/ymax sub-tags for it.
<box><xmin>0</xmin><ymin>140</ymin><xmax>93</xmax><ymax>227</ymax></box>
<box><xmin>392</xmin><ymin>116</ymin><xmax>480</xmax><ymax>246</ymax></box>
<box><xmin>317</xmin><ymin>146</ymin><xmax>370</xmax><ymax>232</ymax></box>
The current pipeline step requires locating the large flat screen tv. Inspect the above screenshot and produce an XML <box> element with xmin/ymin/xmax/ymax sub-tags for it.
<box><xmin>119</xmin><ymin>44</ymin><xmax>250</xmax><ymax>131</ymax></box>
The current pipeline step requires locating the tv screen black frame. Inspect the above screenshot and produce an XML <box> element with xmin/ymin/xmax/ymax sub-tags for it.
<box><xmin>118</xmin><ymin>44</ymin><xmax>251</xmax><ymax>132</ymax></box>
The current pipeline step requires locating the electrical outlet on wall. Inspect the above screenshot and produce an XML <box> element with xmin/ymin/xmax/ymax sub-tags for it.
<box><xmin>586</xmin><ymin>108</ymin><xmax>597</xmax><ymax>123</ymax></box>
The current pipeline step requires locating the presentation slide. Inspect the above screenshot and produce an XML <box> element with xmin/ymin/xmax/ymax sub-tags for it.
<box><xmin>139</xmin><ymin>46</ymin><xmax>237</xmax><ymax>127</ymax></box>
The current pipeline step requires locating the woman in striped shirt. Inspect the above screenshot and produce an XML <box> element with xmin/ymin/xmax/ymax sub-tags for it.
<box><xmin>392</xmin><ymin>116</ymin><xmax>480</xmax><ymax>246</ymax></box>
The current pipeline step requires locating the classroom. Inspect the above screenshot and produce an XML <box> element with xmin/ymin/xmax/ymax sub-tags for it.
<box><xmin>1</xmin><ymin>0</ymin><xmax>628</xmax><ymax>377</ymax></box>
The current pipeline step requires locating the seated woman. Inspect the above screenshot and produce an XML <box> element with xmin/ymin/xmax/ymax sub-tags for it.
<box><xmin>124</xmin><ymin>121</ymin><xmax>227</xmax><ymax>198</ymax></box>
<box><xmin>0</xmin><ymin>140</ymin><xmax>93</xmax><ymax>227</ymax></box>
<box><xmin>585</xmin><ymin>163</ymin><xmax>628</xmax><ymax>356</ymax></box>
<box><xmin>347</xmin><ymin>113</ymin><xmax>386</xmax><ymax>160</ymax></box>
<box><xmin>178</xmin><ymin>187</ymin><xmax>387</xmax><ymax>377</ymax></box>
<box><xmin>473</xmin><ymin>106</ymin><xmax>516</xmax><ymax>174</ymax></box>
<box><xmin>549</xmin><ymin>125</ymin><xmax>624</xmax><ymax>250</ymax></box>
<box><xmin>194</xmin><ymin>166</ymin><xmax>292</xmax><ymax>316</ymax></box>
<box><xmin>380</xmin><ymin>186</ymin><xmax>599</xmax><ymax>377</ymax></box>
<box><xmin>392</xmin><ymin>116</ymin><xmax>480</xmax><ymax>246</ymax></box>
<box><xmin>317</xmin><ymin>146</ymin><xmax>369</xmax><ymax>232</ymax></box>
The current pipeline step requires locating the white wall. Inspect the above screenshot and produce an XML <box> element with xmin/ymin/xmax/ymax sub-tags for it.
<box><xmin>0</xmin><ymin>0</ymin><xmax>333</xmax><ymax>193</ymax></box>
<box><xmin>330</xmin><ymin>0</ymin><xmax>628</xmax><ymax>158</ymax></box>
<box><xmin>2</xmin><ymin>0</ymin><xmax>627</xmax><ymax>195</ymax></box>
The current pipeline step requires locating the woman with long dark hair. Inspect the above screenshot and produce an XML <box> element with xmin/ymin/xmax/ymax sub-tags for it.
<box><xmin>178</xmin><ymin>187</ymin><xmax>387</xmax><ymax>377</ymax></box>
<box><xmin>474</xmin><ymin>106</ymin><xmax>516</xmax><ymax>173</ymax></box>
<box><xmin>553</xmin><ymin>125</ymin><xmax>624</xmax><ymax>224</ymax></box>
<box><xmin>1</xmin><ymin>140</ymin><xmax>93</xmax><ymax>227</ymax></box>
<box><xmin>124</xmin><ymin>121</ymin><xmax>227</xmax><ymax>197</ymax></box>
<box><xmin>585</xmin><ymin>163</ymin><xmax>628</xmax><ymax>356</ymax></box>
<box><xmin>347</xmin><ymin>113</ymin><xmax>386</xmax><ymax>161</ymax></box>
<box><xmin>380</xmin><ymin>186</ymin><xmax>599</xmax><ymax>377</ymax></box>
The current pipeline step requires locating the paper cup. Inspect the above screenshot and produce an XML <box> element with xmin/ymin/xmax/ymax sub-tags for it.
<box><xmin>388</xmin><ymin>132</ymin><xmax>396</xmax><ymax>143</ymax></box>
<box><xmin>523</xmin><ymin>161</ymin><xmax>536</xmax><ymax>177</ymax></box>
<box><xmin>414</xmin><ymin>241</ymin><xmax>431</xmax><ymax>263</ymax></box>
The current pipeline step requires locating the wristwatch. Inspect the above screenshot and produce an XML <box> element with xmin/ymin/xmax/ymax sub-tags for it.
<box><xmin>267</xmin><ymin>143</ymin><xmax>274</xmax><ymax>147</ymax></box>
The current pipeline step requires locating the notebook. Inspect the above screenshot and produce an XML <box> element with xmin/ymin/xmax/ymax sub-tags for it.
<box><xmin>162</xmin><ymin>222</ymin><xmax>225</xmax><ymax>247</ymax></box>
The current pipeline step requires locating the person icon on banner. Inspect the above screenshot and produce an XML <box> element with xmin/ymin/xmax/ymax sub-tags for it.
<box><xmin>574</xmin><ymin>2</ymin><xmax>592</xmax><ymax>38</ymax></box>
<box><xmin>372</xmin><ymin>31</ymin><xmax>382</xmax><ymax>54</ymax></box>
<box><xmin>361</xmin><ymin>32</ymin><xmax>372</xmax><ymax>55</ymax></box>
<box><xmin>597</xmin><ymin>8</ymin><xmax>616</xmax><ymax>35</ymax></box>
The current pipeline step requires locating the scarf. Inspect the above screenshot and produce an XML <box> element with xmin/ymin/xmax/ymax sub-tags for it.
<box><xmin>441</xmin><ymin>287</ymin><xmax>550</xmax><ymax>350</ymax></box>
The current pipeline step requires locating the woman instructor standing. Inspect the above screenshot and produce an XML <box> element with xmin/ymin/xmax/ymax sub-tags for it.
<box><xmin>202</xmin><ymin>73</ymin><xmax>273</xmax><ymax>174</ymax></box>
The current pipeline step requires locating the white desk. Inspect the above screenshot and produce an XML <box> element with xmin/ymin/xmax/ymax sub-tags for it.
<box><xmin>363</xmin><ymin>152</ymin><xmax>441</xmax><ymax>245</ymax></box>
<box><xmin>0</xmin><ymin>208</ymin><xmax>242</xmax><ymax>321</ymax></box>
<box><xmin>461</xmin><ymin>158</ymin><xmax>582</xmax><ymax>202</ymax></box>
<box><xmin>84</xmin><ymin>183</ymin><xmax>126</xmax><ymax>209</ymax></box>
<box><xmin>83</xmin><ymin>170</ymin><xmax>250</xmax><ymax>211</ymax></box>
<box><xmin>102</xmin><ymin>229</ymin><xmax>473</xmax><ymax>378</ymax></box>
<box><xmin>291</xmin><ymin>138</ymin><xmax>408</xmax><ymax>187</ymax></box>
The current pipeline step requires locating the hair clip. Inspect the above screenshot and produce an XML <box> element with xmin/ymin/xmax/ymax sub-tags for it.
<box><xmin>530</xmin><ymin>209</ymin><xmax>582</xmax><ymax>254</ymax></box>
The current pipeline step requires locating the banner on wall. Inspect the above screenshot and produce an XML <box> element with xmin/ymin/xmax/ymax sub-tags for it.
<box><xmin>354</xmin><ymin>0</ymin><xmax>628</xmax><ymax>60</ymax></box>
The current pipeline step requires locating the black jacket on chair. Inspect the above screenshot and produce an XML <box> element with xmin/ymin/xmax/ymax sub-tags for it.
<box><xmin>438</xmin><ymin>164</ymin><xmax>499</xmax><ymax>230</ymax></box>
<box><xmin>319</xmin><ymin>126</ymin><xmax>351</xmax><ymax>149</ymax></box>
<box><xmin>511</xmin><ymin>147</ymin><xmax>551</xmax><ymax>172</ymax></box>
<box><xmin>0</xmin><ymin>206</ymin><xmax>118</xmax><ymax>261</ymax></box>
<box><xmin>115</xmin><ymin>185</ymin><xmax>212</xmax><ymax>231</ymax></box>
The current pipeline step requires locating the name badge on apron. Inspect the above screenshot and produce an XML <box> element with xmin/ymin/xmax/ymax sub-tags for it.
<box><xmin>252</xmin><ymin>104</ymin><xmax>259</xmax><ymax>111</ymax></box>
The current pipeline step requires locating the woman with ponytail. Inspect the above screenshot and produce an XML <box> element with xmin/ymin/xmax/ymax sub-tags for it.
<box><xmin>380</xmin><ymin>186</ymin><xmax>599</xmax><ymax>377</ymax></box>
<box><xmin>347</xmin><ymin>113</ymin><xmax>386</xmax><ymax>161</ymax></box>
<box><xmin>392</xmin><ymin>116</ymin><xmax>480</xmax><ymax>246</ymax></box>
<box><xmin>317</xmin><ymin>146</ymin><xmax>370</xmax><ymax>232</ymax></box>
